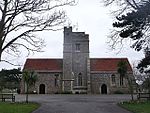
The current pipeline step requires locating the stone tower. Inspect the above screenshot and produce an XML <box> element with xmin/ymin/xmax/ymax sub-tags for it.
<box><xmin>63</xmin><ymin>27</ymin><xmax>90</xmax><ymax>93</ymax></box>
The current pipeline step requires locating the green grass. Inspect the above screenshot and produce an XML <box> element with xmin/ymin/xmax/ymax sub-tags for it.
<box><xmin>119</xmin><ymin>101</ymin><xmax>150</xmax><ymax>113</ymax></box>
<box><xmin>0</xmin><ymin>102</ymin><xmax>40</xmax><ymax>113</ymax></box>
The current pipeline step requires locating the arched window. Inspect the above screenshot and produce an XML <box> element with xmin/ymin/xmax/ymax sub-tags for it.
<box><xmin>78</xmin><ymin>73</ymin><xmax>82</xmax><ymax>86</ymax></box>
<box><xmin>54</xmin><ymin>74</ymin><xmax>59</xmax><ymax>86</ymax></box>
<box><xmin>111</xmin><ymin>74</ymin><xmax>116</xmax><ymax>84</ymax></box>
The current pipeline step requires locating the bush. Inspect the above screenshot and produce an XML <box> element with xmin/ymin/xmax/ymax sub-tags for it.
<box><xmin>61</xmin><ymin>91</ymin><xmax>72</xmax><ymax>94</ymax></box>
<box><xmin>75</xmin><ymin>92</ymin><xmax>79</xmax><ymax>94</ymax></box>
<box><xmin>75</xmin><ymin>92</ymin><xmax>87</xmax><ymax>94</ymax></box>
<box><xmin>54</xmin><ymin>92</ymin><xmax>59</xmax><ymax>94</ymax></box>
<box><xmin>17</xmin><ymin>89</ymin><xmax>21</xmax><ymax>94</ymax></box>
<box><xmin>79</xmin><ymin>92</ymin><xmax>87</xmax><ymax>94</ymax></box>
<box><xmin>114</xmin><ymin>90</ymin><xmax>124</xmax><ymax>94</ymax></box>
<box><xmin>27</xmin><ymin>90</ymin><xmax>37</xmax><ymax>94</ymax></box>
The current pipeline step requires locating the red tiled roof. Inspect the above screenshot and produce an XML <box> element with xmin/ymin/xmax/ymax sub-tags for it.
<box><xmin>23</xmin><ymin>59</ymin><xmax>63</xmax><ymax>72</ymax></box>
<box><xmin>23</xmin><ymin>58</ymin><xmax>132</xmax><ymax>72</ymax></box>
<box><xmin>90</xmin><ymin>58</ymin><xmax>132</xmax><ymax>72</ymax></box>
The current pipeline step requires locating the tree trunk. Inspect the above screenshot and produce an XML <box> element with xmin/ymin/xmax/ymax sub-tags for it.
<box><xmin>120</xmin><ymin>75</ymin><xmax>123</xmax><ymax>86</ymax></box>
<box><xmin>26</xmin><ymin>85</ymin><xmax>29</xmax><ymax>103</ymax></box>
<box><xmin>120</xmin><ymin>75</ymin><xmax>122</xmax><ymax>86</ymax></box>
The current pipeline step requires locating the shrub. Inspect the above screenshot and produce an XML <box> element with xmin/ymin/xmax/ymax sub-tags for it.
<box><xmin>61</xmin><ymin>91</ymin><xmax>72</xmax><ymax>94</ymax></box>
<box><xmin>114</xmin><ymin>90</ymin><xmax>124</xmax><ymax>94</ymax></box>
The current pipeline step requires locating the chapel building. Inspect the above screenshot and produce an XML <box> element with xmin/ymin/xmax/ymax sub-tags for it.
<box><xmin>22</xmin><ymin>27</ymin><xmax>133</xmax><ymax>94</ymax></box>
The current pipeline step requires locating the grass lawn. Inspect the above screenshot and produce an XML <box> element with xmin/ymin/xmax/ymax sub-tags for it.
<box><xmin>119</xmin><ymin>101</ymin><xmax>150</xmax><ymax>113</ymax></box>
<box><xmin>0</xmin><ymin>102</ymin><xmax>40</xmax><ymax>113</ymax></box>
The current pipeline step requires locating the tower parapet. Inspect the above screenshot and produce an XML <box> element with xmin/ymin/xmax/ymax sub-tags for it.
<box><xmin>64</xmin><ymin>26</ymin><xmax>72</xmax><ymax>32</ymax></box>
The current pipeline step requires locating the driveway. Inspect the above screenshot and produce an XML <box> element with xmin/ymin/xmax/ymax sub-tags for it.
<box><xmin>15</xmin><ymin>94</ymin><xmax>133</xmax><ymax>113</ymax></box>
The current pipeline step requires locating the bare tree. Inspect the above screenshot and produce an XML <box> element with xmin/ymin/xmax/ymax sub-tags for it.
<box><xmin>0</xmin><ymin>0</ymin><xmax>75</xmax><ymax>64</ymax></box>
<box><xmin>102</xmin><ymin>0</ymin><xmax>142</xmax><ymax>13</ymax></box>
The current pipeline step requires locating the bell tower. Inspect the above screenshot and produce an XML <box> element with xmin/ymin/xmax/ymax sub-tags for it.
<box><xmin>63</xmin><ymin>27</ymin><xmax>90</xmax><ymax>93</ymax></box>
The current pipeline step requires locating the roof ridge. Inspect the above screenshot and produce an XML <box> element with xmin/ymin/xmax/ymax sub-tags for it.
<box><xmin>90</xmin><ymin>58</ymin><xmax>128</xmax><ymax>59</ymax></box>
<box><xmin>27</xmin><ymin>58</ymin><xmax>63</xmax><ymax>60</ymax></box>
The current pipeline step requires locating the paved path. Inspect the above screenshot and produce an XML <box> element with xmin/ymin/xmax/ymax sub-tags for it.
<box><xmin>15</xmin><ymin>94</ymin><xmax>133</xmax><ymax>113</ymax></box>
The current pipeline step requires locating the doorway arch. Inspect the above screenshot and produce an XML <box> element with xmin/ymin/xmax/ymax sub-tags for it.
<box><xmin>39</xmin><ymin>84</ymin><xmax>45</xmax><ymax>94</ymax></box>
<box><xmin>101</xmin><ymin>84</ymin><xmax>107</xmax><ymax>94</ymax></box>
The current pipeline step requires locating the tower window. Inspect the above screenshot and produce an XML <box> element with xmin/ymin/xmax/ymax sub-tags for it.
<box><xmin>111</xmin><ymin>74</ymin><xmax>116</xmax><ymax>84</ymax></box>
<box><xmin>76</xmin><ymin>43</ymin><xmax>80</xmax><ymax>51</ymax></box>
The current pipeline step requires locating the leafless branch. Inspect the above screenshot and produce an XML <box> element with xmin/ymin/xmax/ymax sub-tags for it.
<box><xmin>0</xmin><ymin>0</ymin><xmax>76</xmax><ymax>64</ymax></box>
<box><xmin>0</xmin><ymin>59</ymin><xmax>23</xmax><ymax>66</ymax></box>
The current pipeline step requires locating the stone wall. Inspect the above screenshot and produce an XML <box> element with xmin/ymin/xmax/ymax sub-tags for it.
<box><xmin>21</xmin><ymin>72</ymin><xmax>62</xmax><ymax>94</ymax></box>
<box><xmin>91</xmin><ymin>72</ymin><xmax>131</xmax><ymax>94</ymax></box>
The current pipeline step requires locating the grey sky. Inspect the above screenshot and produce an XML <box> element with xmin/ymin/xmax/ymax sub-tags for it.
<box><xmin>0</xmin><ymin>0</ymin><xmax>144</xmax><ymax>69</ymax></box>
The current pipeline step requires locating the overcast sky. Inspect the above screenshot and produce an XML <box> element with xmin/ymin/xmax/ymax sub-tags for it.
<box><xmin>0</xmin><ymin>0</ymin><xmax>144</xmax><ymax>69</ymax></box>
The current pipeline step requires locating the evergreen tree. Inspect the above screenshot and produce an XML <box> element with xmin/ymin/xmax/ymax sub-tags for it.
<box><xmin>103</xmin><ymin>0</ymin><xmax>150</xmax><ymax>90</ymax></box>
<box><xmin>113</xmin><ymin>1</ymin><xmax>150</xmax><ymax>52</ymax></box>
<box><xmin>0</xmin><ymin>68</ymin><xmax>22</xmax><ymax>91</ymax></box>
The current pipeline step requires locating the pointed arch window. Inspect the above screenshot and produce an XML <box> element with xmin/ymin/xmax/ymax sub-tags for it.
<box><xmin>54</xmin><ymin>74</ymin><xmax>59</xmax><ymax>86</ymax></box>
<box><xmin>111</xmin><ymin>74</ymin><xmax>116</xmax><ymax>84</ymax></box>
<box><xmin>78</xmin><ymin>73</ymin><xmax>82</xmax><ymax>86</ymax></box>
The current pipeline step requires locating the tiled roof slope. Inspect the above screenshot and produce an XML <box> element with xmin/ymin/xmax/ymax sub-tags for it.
<box><xmin>23</xmin><ymin>58</ymin><xmax>132</xmax><ymax>72</ymax></box>
<box><xmin>90</xmin><ymin>58</ymin><xmax>132</xmax><ymax>72</ymax></box>
<box><xmin>23</xmin><ymin>59</ymin><xmax>63</xmax><ymax>71</ymax></box>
